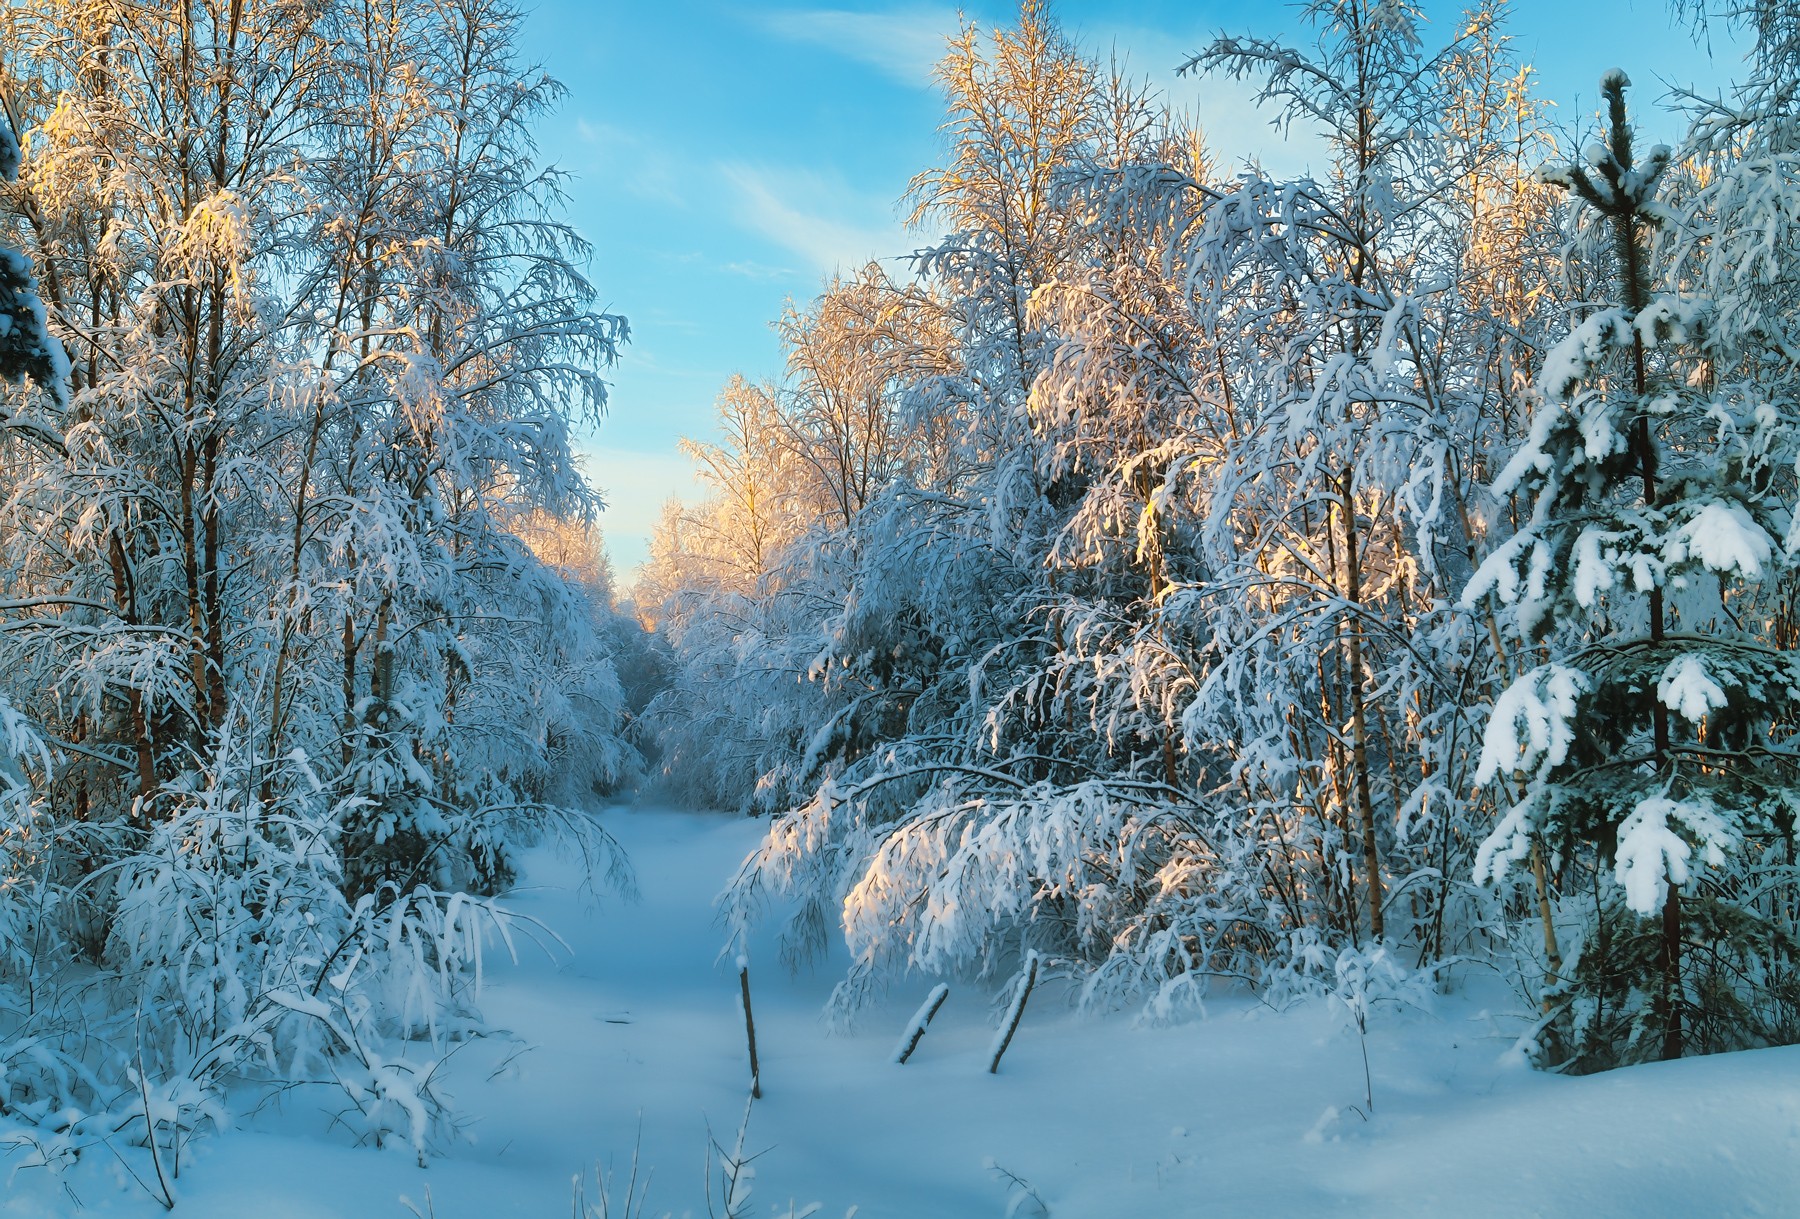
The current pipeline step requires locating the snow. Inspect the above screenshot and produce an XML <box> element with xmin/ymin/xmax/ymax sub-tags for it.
<box><xmin>1572</xmin><ymin>526</ymin><xmax>1618</xmax><ymax>607</ymax></box>
<box><xmin>1474</xmin><ymin>663</ymin><xmax>1588</xmax><ymax>786</ymax></box>
<box><xmin>1631</xmin><ymin>295</ymin><xmax>1697</xmax><ymax>349</ymax></box>
<box><xmin>890</xmin><ymin>983</ymin><xmax>950</xmax><ymax>1064</ymax></box>
<box><xmin>1472</xmin><ymin>801</ymin><xmax>1537</xmax><ymax>888</ymax></box>
<box><xmin>1657</xmin><ymin>654</ymin><xmax>1730</xmax><ymax>725</ymax></box>
<box><xmin>1613</xmin><ymin>797</ymin><xmax>1698</xmax><ymax>915</ymax></box>
<box><xmin>1663</xmin><ymin>499</ymin><xmax>1772</xmax><ymax>579</ymax></box>
<box><xmin>1462</xmin><ymin>531</ymin><xmax>1556</xmax><ymax>633</ymax></box>
<box><xmin>7</xmin><ymin>806</ymin><xmax>1800</xmax><ymax>1217</ymax></box>
<box><xmin>1612</xmin><ymin>796</ymin><xmax>1734</xmax><ymax>916</ymax></box>
<box><xmin>1538</xmin><ymin>308</ymin><xmax>1631</xmax><ymax>402</ymax></box>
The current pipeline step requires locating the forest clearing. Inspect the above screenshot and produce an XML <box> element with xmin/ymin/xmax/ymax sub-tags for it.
<box><xmin>11</xmin><ymin>808</ymin><xmax>1799</xmax><ymax>1217</ymax></box>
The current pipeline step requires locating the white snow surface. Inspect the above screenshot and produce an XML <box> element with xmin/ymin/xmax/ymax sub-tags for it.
<box><xmin>7</xmin><ymin>806</ymin><xmax>1799</xmax><ymax>1218</ymax></box>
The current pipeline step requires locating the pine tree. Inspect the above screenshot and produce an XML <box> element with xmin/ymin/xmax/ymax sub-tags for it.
<box><xmin>1468</xmin><ymin>70</ymin><xmax>1800</xmax><ymax>1066</ymax></box>
<box><xmin>0</xmin><ymin>119</ymin><xmax>63</xmax><ymax>406</ymax></box>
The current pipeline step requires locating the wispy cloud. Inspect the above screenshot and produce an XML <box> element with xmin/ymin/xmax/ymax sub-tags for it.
<box><xmin>574</xmin><ymin>119</ymin><xmax>691</xmax><ymax>208</ymax></box>
<box><xmin>720</xmin><ymin>259</ymin><xmax>796</xmax><ymax>281</ymax></box>
<box><xmin>636</xmin><ymin>304</ymin><xmax>707</xmax><ymax>336</ymax></box>
<box><xmin>718</xmin><ymin>163</ymin><xmax>914</xmax><ymax>278</ymax></box>
<box><xmin>756</xmin><ymin>6</ymin><xmax>959</xmax><ymax>88</ymax></box>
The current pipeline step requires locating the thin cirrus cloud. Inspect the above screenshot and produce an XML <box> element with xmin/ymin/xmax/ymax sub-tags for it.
<box><xmin>717</xmin><ymin>162</ymin><xmax>916</xmax><ymax>279</ymax></box>
<box><xmin>574</xmin><ymin>118</ymin><xmax>690</xmax><ymax>209</ymax></box>
<box><xmin>754</xmin><ymin>5</ymin><xmax>960</xmax><ymax>87</ymax></box>
<box><xmin>752</xmin><ymin>7</ymin><xmax>1313</xmax><ymax>177</ymax></box>
<box><xmin>719</xmin><ymin>259</ymin><xmax>795</xmax><ymax>281</ymax></box>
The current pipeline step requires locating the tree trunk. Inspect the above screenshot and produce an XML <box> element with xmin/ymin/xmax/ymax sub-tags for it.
<box><xmin>1340</xmin><ymin>468</ymin><xmax>1384</xmax><ymax>942</ymax></box>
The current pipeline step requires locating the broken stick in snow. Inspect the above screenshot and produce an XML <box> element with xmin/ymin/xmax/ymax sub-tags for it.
<box><xmin>987</xmin><ymin>951</ymin><xmax>1039</xmax><ymax>1075</ymax></box>
<box><xmin>738</xmin><ymin>959</ymin><xmax>761</xmax><ymax>1099</ymax></box>
<box><xmin>891</xmin><ymin>984</ymin><xmax>951</xmax><ymax>1065</ymax></box>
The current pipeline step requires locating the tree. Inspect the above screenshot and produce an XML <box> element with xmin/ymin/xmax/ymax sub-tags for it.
<box><xmin>711</xmin><ymin>0</ymin><xmax>1550</xmax><ymax>1021</ymax></box>
<box><xmin>676</xmin><ymin>375</ymin><xmax>796</xmax><ymax>591</ymax></box>
<box><xmin>777</xmin><ymin>263</ymin><xmax>952</xmax><ymax>532</ymax></box>
<box><xmin>1469</xmin><ymin>70</ymin><xmax>1800</xmax><ymax>1066</ymax></box>
<box><xmin>0</xmin><ymin>0</ymin><xmax>634</xmax><ymax>1155</ymax></box>
<box><xmin>1168</xmin><ymin>0</ymin><xmax>1521</xmax><ymax>949</ymax></box>
<box><xmin>0</xmin><ymin>117</ymin><xmax>64</xmax><ymax>405</ymax></box>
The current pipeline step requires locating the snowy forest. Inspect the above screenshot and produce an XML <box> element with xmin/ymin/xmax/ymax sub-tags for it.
<box><xmin>1</xmin><ymin>0</ymin><xmax>1799</xmax><ymax>1215</ymax></box>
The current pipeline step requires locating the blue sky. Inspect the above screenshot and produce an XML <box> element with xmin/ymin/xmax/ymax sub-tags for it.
<box><xmin>514</xmin><ymin>0</ymin><xmax>1752</xmax><ymax>576</ymax></box>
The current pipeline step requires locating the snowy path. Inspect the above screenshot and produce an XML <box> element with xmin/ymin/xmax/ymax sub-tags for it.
<box><xmin>8</xmin><ymin>805</ymin><xmax>1800</xmax><ymax>1217</ymax></box>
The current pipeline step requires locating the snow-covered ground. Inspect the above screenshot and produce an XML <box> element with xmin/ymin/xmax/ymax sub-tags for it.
<box><xmin>6</xmin><ymin>805</ymin><xmax>1798</xmax><ymax>1218</ymax></box>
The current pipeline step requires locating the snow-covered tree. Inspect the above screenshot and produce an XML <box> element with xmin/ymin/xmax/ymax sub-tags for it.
<box><xmin>1468</xmin><ymin>70</ymin><xmax>1800</xmax><ymax>1066</ymax></box>
<box><xmin>0</xmin><ymin>117</ymin><xmax>64</xmax><ymax>405</ymax></box>
<box><xmin>655</xmin><ymin>0</ymin><xmax>1796</xmax><ymax>1071</ymax></box>
<box><xmin>0</xmin><ymin>0</ymin><xmax>635</xmax><ymax>1158</ymax></box>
